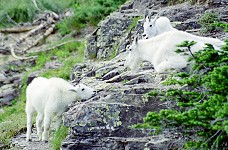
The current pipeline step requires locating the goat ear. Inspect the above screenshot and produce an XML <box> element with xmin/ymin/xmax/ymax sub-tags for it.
<box><xmin>69</xmin><ymin>88</ymin><xmax>76</xmax><ymax>92</ymax></box>
<box><xmin>145</xmin><ymin>16</ymin><xmax>150</xmax><ymax>22</ymax></box>
<box><xmin>69</xmin><ymin>86</ymin><xmax>78</xmax><ymax>92</ymax></box>
<box><xmin>134</xmin><ymin>35</ymin><xmax>139</xmax><ymax>45</ymax></box>
<box><xmin>128</xmin><ymin>27</ymin><xmax>133</xmax><ymax>44</ymax></box>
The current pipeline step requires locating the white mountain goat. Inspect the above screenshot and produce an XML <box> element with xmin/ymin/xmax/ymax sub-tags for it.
<box><xmin>125</xmin><ymin>30</ymin><xmax>224</xmax><ymax>73</ymax></box>
<box><xmin>142</xmin><ymin>14</ymin><xmax>177</xmax><ymax>39</ymax></box>
<box><xmin>26</xmin><ymin>77</ymin><xmax>96</xmax><ymax>142</ymax></box>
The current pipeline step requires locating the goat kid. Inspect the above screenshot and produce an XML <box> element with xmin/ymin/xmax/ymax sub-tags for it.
<box><xmin>26</xmin><ymin>77</ymin><xmax>96</xmax><ymax>142</ymax></box>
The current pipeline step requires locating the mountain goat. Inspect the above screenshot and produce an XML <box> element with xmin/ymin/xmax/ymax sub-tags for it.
<box><xmin>26</xmin><ymin>77</ymin><xmax>96</xmax><ymax>142</ymax></box>
<box><xmin>142</xmin><ymin>14</ymin><xmax>177</xmax><ymax>39</ymax></box>
<box><xmin>125</xmin><ymin>30</ymin><xmax>224</xmax><ymax>73</ymax></box>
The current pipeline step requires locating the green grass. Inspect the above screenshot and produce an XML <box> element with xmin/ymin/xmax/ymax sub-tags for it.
<box><xmin>0</xmin><ymin>40</ymin><xmax>85</xmax><ymax>148</ymax></box>
<box><xmin>50</xmin><ymin>126</ymin><xmax>69</xmax><ymax>150</ymax></box>
<box><xmin>36</xmin><ymin>0</ymin><xmax>75</xmax><ymax>13</ymax></box>
<box><xmin>57</xmin><ymin>0</ymin><xmax>127</xmax><ymax>35</ymax></box>
<box><xmin>198</xmin><ymin>11</ymin><xmax>219</xmax><ymax>33</ymax></box>
<box><xmin>0</xmin><ymin>101</ymin><xmax>26</xmax><ymax>145</ymax></box>
<box><xmin>0</xmin><ymin>0</ymin><xmax>37</xmax><ymax>27</ymax></box>
<box><xmin>0</xmin><ymin>0</ymin><xmax>75</xmax><ymax>28</ymax></box>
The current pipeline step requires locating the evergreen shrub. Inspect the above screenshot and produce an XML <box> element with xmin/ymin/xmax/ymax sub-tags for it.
<box><xmin>134</xmin><ymin>39</ymin><xmax>228</xmax><ymax>149</ymax></box>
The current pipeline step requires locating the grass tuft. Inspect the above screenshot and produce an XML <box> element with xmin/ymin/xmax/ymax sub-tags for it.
<box><xmin>50</xmin><ymin>126</ymin><xmax>69</xmax><ymax>150</ymax></box>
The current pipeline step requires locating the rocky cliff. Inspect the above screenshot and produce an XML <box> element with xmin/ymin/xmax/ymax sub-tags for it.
<box><xmin>61</xmin><ymin>0</ymin><xmax>227</xmax><ymax>149</ymax></box>
<box><xmin>9</xmin><ymin>0</ymin><xmax>228</xmax><ymax>149</ymax></box>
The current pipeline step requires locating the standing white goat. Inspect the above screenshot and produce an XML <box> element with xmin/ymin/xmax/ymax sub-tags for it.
<box><xmin>142</xmin><ymin>14</ymin><xmax>177</xmax><ymax>39</ymax></box>
<box><xmin>26</xmin><ymin>77</ymin><xmax>96</xmax><ymax>142</ymax></box>
<box><xmin>125</xmin><ymin>30</ymin><xmax>224</xmax><ymax>73</ymax></box>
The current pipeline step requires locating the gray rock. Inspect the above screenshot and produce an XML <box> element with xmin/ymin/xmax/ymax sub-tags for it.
<box><xmin>85</xmin><ymin>11</ymin><xmax>136</xmax><ymax>60</ymax></box>
<box><xmin>0</xmin><ymin>73</ymin><xmax>7</xmax><ymax>82</ymax></box>
<box><xmin>0</xmin><ymin>84</ymin><xmax>15</xmax><ymax>97</ymax></box>
<box><xmin>62</xmin><ymin>51</ymin><xmax>178</xmax><ymax>149</ymax></box>
<box><xmin>44</xmin><ymin>60</ymin><xmax>63</xmax><ymax>69</ymax></box>
<box><xmin>27</xmin><ymin>71</ymin><xmax>43</xmax><ymax>85</ymax></box>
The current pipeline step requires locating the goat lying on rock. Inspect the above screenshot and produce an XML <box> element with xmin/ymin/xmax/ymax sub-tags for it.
<box><xmin>125</xmin><ymin>30</ymin><xmax>224</xmax><ymax>73</ymax></box>
<box><xmin>26</xmin><ymin>77</ymin><xmax>96</xmax><ymax>141</ymax></box>
<box><xmin>142</xmin><ymin>14</ymin><xmax>177</xmax><ymax>39</ymax></box>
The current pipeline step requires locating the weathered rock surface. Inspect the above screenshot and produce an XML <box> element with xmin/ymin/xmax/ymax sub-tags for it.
<box><xmin>62</xmin><ymin>0</ymin><xmax>228</xmax><ymax>149</ymax></box>
<box><xmin>10</xmin><ymin>129</ymin><xmax>51</xmax><ymax>150</ymax></box>
<box><xmin>62</xmin><ymin>52</ymin><xmax>183</xmax><ymax>149</ymax></box>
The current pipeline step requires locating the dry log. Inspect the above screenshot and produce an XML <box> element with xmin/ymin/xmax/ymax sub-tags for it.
<box><xmin>4</xmin><ymin>11</ymin><xmax>61</xmax><ymax>60</ymax></box>
<box><xmin>0</xmin><ymin>26</ymin><xmax>35</xmax><ymax>33</ymax></box>
<box><xmin>9</xmin><ymin>44</ymin><xmax>32</xmax><ymax>60</ymax></box>
<box><xmin>40</xmin><ymin>39</ymin><xmax>81</xmax><ymax>52</ymax></box>
<box><xmin>22</xmin><ymin>24</ymin><xmax>56</xmax><ymax>52</ymax></box>
<box><xmin>185</xmin><ymin>29</ymin><xmax>201</xmax><ymax>32</ymax></box>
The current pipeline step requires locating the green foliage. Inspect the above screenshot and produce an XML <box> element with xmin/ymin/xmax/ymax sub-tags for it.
<box><xmin>57</xmin><ymin>0</ymin><xmax>127</xmax><ymax>35</ymax></box>
<box><xmin>213</xmin><ymin>22</ymin><xmax>228</xmax><ymax>32</ymax></box>
<box><xmin>198</xmin><ymin>11</ymin><xmax>219</xmax><ymax>32</ymax></box>
<box><xmin>56</xmin><ymin>19</ymin><xmax>72</xmax><ymax>36</ymax></box>
<box><xmin>127</xmin><ymin>16</ymin><xmax>142</xmax><ymax>32</ymax></box>
<box><xmin>36</xmin><ymin>0</ymin><xmax>75</xmax><ymax>13</ymax></box>
<box><xmin>0</xmin><ymin>106</ymin><xmax>26</xmax><ymax>145</ymax></box>
<box><xmin>136</xmin><ymin>40</ymin><xmax>228</xmax><ymax>149</ymax></box>
<box><xmin>0</xmin><ymin>0</ymin><xmax>75</xmax><ymax>28</ymax></box>
<box><xmin>167</xmin><ymin>0</ymin><xmax>185</xmax><ymax>5</ymax></box>
<box><xmin>51</xmin><ymin>125</ymin><xmax>69</xmax><ymax>150</ymax></box>
<box><xmin>0</xmin><ymin>0</ymin><xmax>37</xmax><ymax>27</ymax></box>
<box><xmin>133</xmin><ymin>112</ymin><xmax>162</xmax><ymax>134</ymax></box>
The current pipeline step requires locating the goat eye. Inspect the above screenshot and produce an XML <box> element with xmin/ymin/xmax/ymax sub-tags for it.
<box><xmin>129</xmin><ymin>48</ymin><xmax>132</xmax><ymax>51</ymax></box>
<box><xmin>149</xmin><ymin>25</ymin><xmax>152</xmax><ymax>27</ymax></box>
<box><xmin>82</xmin><ymin>88</ymin><xmax>85</xmax><ymax>91</ymax></box>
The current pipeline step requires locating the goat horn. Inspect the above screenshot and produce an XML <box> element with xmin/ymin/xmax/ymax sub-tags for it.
<box><xmin>128</xmin><ymin>27</ymin><xmax>134</xmax><ymax>44</ymax></box>
<box><xmin>144</xmin><ymin>9</ymin><xmax>149</xmax><ymax>21</ymax></box>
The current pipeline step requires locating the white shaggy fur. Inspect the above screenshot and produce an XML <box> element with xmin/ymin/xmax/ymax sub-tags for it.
<box><xmin>142</xmin><ymin>15</ymin><xmax>177</xmax><ymax>39</ymax></box>
<box><xmin>125</xmin><ymin>30</ymin><xmax>224</xmax><ymax>73</ymax></box>
<box><xmin>25</xmin><ymin>77</ymin><xmax>95</xmax><ymax>141</ymax></box>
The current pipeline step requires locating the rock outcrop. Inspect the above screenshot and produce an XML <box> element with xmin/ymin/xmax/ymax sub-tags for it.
<box><xmin>62</xmin><ymin>0</ymin><xmax>228</xmax><ymax>149</ymax></box>
<box><xmin>62</xmin><ymin>52</ymin><xmax>183</xmax><ymax>149</ymax></box>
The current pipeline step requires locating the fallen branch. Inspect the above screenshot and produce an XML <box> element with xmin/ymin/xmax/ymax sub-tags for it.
<box><xmin>17</xmin><ymin>24</ymin><xmax>47</xmax><ymax>44</ymax></box>
<box><xmin>22</xmin><ymin>24</ymin><xmax>56</xmax><ymax>52</ymax></box>
<box><xmin>185</xmin><ymin>29</ymin><xmax>201</xmax><ymax>32</ymax></box>
<box><xmin>41</xmin><ymin>39</ymin><xmax>82</xmax><ymax>52</ymax></box>
<box><xmin>10</xmin><ymin>44</ymin><xmax>32</xmax><ymax>60</ymax></box>
<box><xmin>0</xmin><ymin>26</ymin><xmax>35</xmax><ymax>33</ymax></box>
